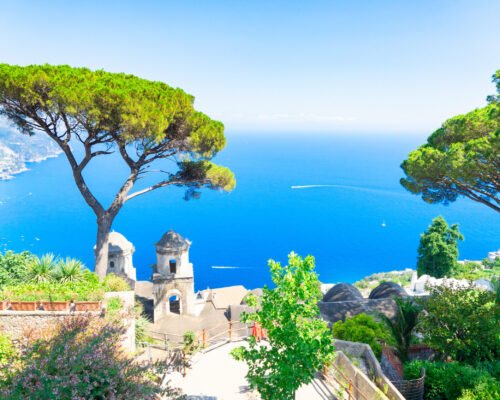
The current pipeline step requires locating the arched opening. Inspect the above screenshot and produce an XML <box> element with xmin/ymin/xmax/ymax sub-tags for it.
<box><xmin>168</xmin><ymin>294</ymin><xmax>181</xmax><ymax>314</ymax></box>
<box><xmin>109</xmin><ymin>261</ymin><xmax>115</xmax><ymax>268</ymax></box>
<box><xmin>169</xmin><ymin>259</ymin><xmax>177</xmax><ymax>274</ymax></box>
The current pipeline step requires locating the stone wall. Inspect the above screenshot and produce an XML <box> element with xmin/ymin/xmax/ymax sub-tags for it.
<box><xmin>333</xmin><ymin>339</ymin><xmax>405</xmax><ymax>400</ymax></box>
<box><xmin>0</xmin><ymin>291</ymin><xmax>136</xmax><ymax>353</ymax></box>
<box><xmin>0</xmin><ymin>310</ymin><xmax>101</xmax><ymax>342</ymax></box>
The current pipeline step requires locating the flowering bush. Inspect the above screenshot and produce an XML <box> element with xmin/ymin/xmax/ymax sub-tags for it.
<box><xmin>0</xmin><ymin>316</ymin><xmax>180</xmax><ymax>399</ymax></box>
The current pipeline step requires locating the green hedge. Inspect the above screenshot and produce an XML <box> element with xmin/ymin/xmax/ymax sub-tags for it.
<box><xmin>1</xmin><ymin>272</ymin><xmax>131</xmax><ymax>302</ymax></box>
<box><xmin>405</xmin><ymin>360</ymin><xmax>500</xmax><ymax>400</ymax></box>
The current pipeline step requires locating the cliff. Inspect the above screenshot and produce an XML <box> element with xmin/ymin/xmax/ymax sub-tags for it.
<box><xmin>0</xmin><ymin>126</ymin><xmax>61</xmax><ymax>180</ymax></box>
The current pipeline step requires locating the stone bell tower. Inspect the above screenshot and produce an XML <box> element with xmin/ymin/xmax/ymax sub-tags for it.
<box><xmin>105</xmin><ymin>231</ymin><xmax>136</xmax><ymax>288</ymax></box>
<box><xmin>152</xmin><ymin>230</ymin><xmax>195</xmax><ymax>321</ymax></box>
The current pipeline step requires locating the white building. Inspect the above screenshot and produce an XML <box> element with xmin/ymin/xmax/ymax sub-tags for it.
<box><xmin>106</xmin><ymin>231</ymin><xmax>137</xmax><ymax>287</ymax></box>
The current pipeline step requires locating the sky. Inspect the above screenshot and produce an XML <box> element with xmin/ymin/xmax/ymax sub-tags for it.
<box><xmin>1</xmin><ymin>0</ymin><xmax>499</xmax><ymax>135</ymax></box>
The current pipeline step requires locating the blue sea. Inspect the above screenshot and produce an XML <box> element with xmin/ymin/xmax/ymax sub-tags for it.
<box><xmin>0</xmin><ymin>132</ymin><xmax>498</xmax><ymax>290</ymax></box>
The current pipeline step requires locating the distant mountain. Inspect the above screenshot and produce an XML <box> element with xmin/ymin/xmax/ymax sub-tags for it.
<box><xmin>0</xmin><ymin>126</ymin><xmax>62</xmax><ymax>180</ymax></box>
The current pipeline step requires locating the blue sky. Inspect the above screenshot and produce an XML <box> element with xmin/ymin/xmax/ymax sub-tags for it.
<box><xmin>1</xmin><ymin>0</ymin><xmax>499</xmax><ymax>135</ymax></box>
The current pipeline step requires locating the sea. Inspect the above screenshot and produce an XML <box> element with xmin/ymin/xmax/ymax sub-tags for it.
<box><xmin>0</xmin><ymin>132</ymin><xmax>498</xmax><ymax>291</ymax></box>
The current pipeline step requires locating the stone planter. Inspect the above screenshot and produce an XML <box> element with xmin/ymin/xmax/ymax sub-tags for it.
<box><xmin>42</xmin><ymin>301</ymin><xmax>70</xmax><ymax>312</ymax></box>
<box><xmin>9</xmin><ymin>301</ymin><xmax>38</xmax><ymax>311</ymax></box>
<box><xmin>73</xmin><ymin>301</ymin><xmax>101</xmax><ymax>311</ymax></box>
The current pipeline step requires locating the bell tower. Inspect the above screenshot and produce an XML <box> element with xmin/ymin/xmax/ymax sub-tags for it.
<box><xmin>152</xmin><ymin>230</ymin><xmax>195</xmax><ymax>321</ymax></box>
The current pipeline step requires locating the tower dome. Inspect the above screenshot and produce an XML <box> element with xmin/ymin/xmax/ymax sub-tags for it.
<box><xmin>105</xmin><ymin>231</ymin><xmax>136</xmax><ymax>284</ymax></box>
<box><xmin>156</xmin><ymin>230</ymin><xmax>190</xmax><ymax>251</ymax></box>
<box><xmin>109</xmin><ymin>231</ymin><xmax>134</xmax><ymax>254</ymax></box>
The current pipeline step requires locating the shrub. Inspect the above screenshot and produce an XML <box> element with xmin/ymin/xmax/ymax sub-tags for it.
<box><xmin>332</xmin><ymin>313</ymin><xmax>393</xmax><ymax>358</ymax></box>
<box><xmin>135</xmin><ymin>315</ymin><xmax>153</xmax><ymax>347</ymax></box>
<box><xmin>183</xmin><ymin>331</ymin><xmax>198</xmax><ymax>355</ymax></box>
<box><xmin>53</xmin><ymin>257</ymin><xmax>86</xmax><ymax>283</ymax></box>
<box><xmin>0</xmin><ymin>332</ymin><xmax>14</xmax><ymax>365</ymax></box>
<box><xmin>104</xmin><ymin>273</ymin><xmax>131</xmax><ymax>292</ymax></box>
<box><xmin>405</xmin><ymin>360</ymin><xmax>500</xmax><ymax>400</ymax></box>
<box><xmin>26</xmin><ymin>253</ymin><xmax>57</xmax><ymax>283</ymax></box>
<box><xmin>106</xmin><ymin>297</ymin><xmax>123</xmax><ymax>316</ymax></box>
<box><xmin>380</xmin><ymin>297</ymin><xmax>421</xmax><ymax>362</ymax></box>
<box><xmin>0</xmin><ymin>316</ymin><xmax>179</xmax><ymax>399</ymax></box>
<box><xmin>1</xmin><ymin>272</ymin><xmax>105</xmax><ymax>302</ymax></box>
<box><xmin>417</xmin><ymin>283</ymin><xmax>499</xmax><ymax>363</ymax></box>
<box><xmin>0</xmin><ymin>251</ymin><xmax>33</xmax><ymax>289</ymax></box>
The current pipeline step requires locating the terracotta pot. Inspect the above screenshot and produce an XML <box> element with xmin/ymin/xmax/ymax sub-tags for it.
<box><xmin>0</xmin><ymin>300</ymin><xmax>6</xmax><ymax>310</ymax></box>
<box><xmin>74</xmin><ymin>301</ymin><xmax>101</xmax><ymax>311</ymax></box>
<box><xmin>42</xmin><ymin>301</ymin><xmax>70</xmax><ymax>311</ymax></box>
<box><xmin>9</xmin><ymin>301</ymin><xmax>38</xmax><ymax>311</ymax></box>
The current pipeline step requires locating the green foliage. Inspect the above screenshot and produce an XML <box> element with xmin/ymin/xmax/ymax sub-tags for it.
<box><xmin>182</xmin><ymin>331</ymin><xmax>198</xmax><ymax>355</ymax></box>
<box><xmin>417</xmin><ymin>283</ymin><xmax>499</xmax><ymax>363</ymax></box>
<box><xmin>0</xmin><ymin>332</ymin><xmax>14</xmax><ymax>365</ymax></box>
<box><xmin>332</xmin><ymin>313</ymin><xmax>393</xmax><ymax>358</ymax></box>
<box><xmin>103</xmin><ymin>273</ymin><xmax>131</xmax><ymax>292</ymax></box>
<box><xmin>135</xmin><ymin>316</ymin><xmax>153</xmax><ymax>347</ymax></box>
<box><xmin>106</xmin><ymin>297</ymin><xmax>123</xmax><ymax>316</ymax></box>
<box><xmin>0</xmin><ymin>316</ymin><xmax>178</xmax><ymax>399</ymax></box>
<box><xmin>400</xmin><ymin>70</ymin><xmax>500</xmax><ymax>212</ymax></box>
<box><xmin>1</xmin><ymin>272</ymin><xmax>105</xmax><ymax>302</ymax></box>
<box><xmin>0</xmin><ymin>251</ymin><xmax>32</xmax><ymax>289</ymax></box>
<box><xmin>417</xmin><ymin>216</ymin><xmax>463</xmax><ymax>278</ymax></box>
<box><xmin>451</xmin><ymin>260</ymin><xmax>500</xmax><ymax>280</ymax></box>
<box><xmin>232</xmin><ymin>252</ymin><xmax>335</xmax><ymax>400</ymax></box>
<box><xmin>26</xmin><ymin>253</ymin><xmax>57</xmax><ymax>283</ymax></box>
<box><xmin>354</xmin><ymin>270</ymin><xmax>413</xmax><ymax>290</ymax></box>
<box><xmin>53</xmin><ymin>257</ymin><xmax>86</xmax><ymax>283</ymax></box>
<box><xmin>404</xmin><ymin>360</ymin><xmax>500</xmax><ymax>400</ymax></box>
<box><xmin>380</xmin><ymin>298</ymin><xmax>421</xmax><ymax>362</ymax></box>
<box><xmin>0</xmin><ymin>64</ymin><xmax>235</xmax><ymax>278</ymax></box>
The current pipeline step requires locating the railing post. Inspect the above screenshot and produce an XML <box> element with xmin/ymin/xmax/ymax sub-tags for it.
<box><xmin>229</xmin><ymin>320</ymin><xmax>232</xmax><ymax>340</ymax></box>
<box><xmin>182</xmin><ymin>350</ymin><xmax>186</xmax><ymax>377</ymax></box>
<box><xmin>348</xmin><ymin>379</ymin><xmax>353</xmax><ymax>400</ymax></box>
<box><xmin>202</xmin><ymin>329</ymin><xmax>206</xmax><ymax>348</ymax></box>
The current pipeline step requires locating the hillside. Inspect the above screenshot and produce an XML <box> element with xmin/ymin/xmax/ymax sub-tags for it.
<box><xmin>0</xmin><ymin>127</ymin><xmax>61</xmax><ymax>180</ymax></box>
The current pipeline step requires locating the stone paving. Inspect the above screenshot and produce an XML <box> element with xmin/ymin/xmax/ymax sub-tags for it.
<box><xmin>165</xmin><ymin>340</ymin><xmax>337</xmax><ymax>400</ymax></box>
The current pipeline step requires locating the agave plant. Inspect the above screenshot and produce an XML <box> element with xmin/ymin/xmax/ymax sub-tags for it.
<box><xmin>26</xmin><ymin>254</ymin><xmax>57</xmax><ymax>283</ymax></box>
<box><xmin>54</xmin><ymin>258</ymin><xmax>85</xmax><ymax>283</ymax></box>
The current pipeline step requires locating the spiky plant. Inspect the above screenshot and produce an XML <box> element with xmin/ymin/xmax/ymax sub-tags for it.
<box><xmin>381</xmin><ymin>297</ymin><xmax>422</xmax><ymax>362</ymax></box>
<box><xmin>26</xmin><ymin>254</ymin><xmax>56</xmax><ymax>283</ymax></box>
<box><xmin>54</xmin><ymin>258</ymin><xmax>85</xmax><ymax>283</ymax></box>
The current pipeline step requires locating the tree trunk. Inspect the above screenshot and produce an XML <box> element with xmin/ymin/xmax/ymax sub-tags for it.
<box><xmin>94</xmin><ymin>214</ymin><xmax>113</xmax><ymax>279</ymax></box>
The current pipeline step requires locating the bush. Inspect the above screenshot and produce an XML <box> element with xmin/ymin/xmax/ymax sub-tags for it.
<box><xmin>417</xmin><ymin>283</ymin><xmax>499</xmax><ymax>363</ymax></box>
<box><xmin>0</xmin><ymin>316</ymin><xmax>179</xmax><ymax>399</ymax></box>
<box><xmin>0</xmin><ymin>251</ymin><xmax>33</xmax><ymax>289</ymax></box>
<box><xmin>183</xmin><ymin>331</ymin><xmax>198</xmax><ymax>355</ymax></box>
<box><xmin>332</xmin><ymin>313</ymin><xmax>393</xmax><ymax>358</ymax></box>
<box><xmin>0</xmin><ymin>333</ymin><xmax>14</xmax><ymax>365</ymax></box>
<box><xmin>1</xmin><ymin>272</ymin><xmax>105</xmax><ymax>302</ymax></box>
<box><xmin>405</xmin><ymin>360</ymin><xmax>500</xmax><ymax>400</ymax></box>
<box><xmin>104</xmin><ymin>273</ymin><xmax>131</xmax><ymax>292</ymax></box>
<box><xmin>106</xmin><ymin>297</ymin><xmax>123</xmax><ymax>316</ymax></box>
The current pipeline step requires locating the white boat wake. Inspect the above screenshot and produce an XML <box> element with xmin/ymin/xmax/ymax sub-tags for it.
<box><xmin>211</xmin><ymin>266</ymin><xmax>248</xmax><ymax>269</ymax></box>
<box><xmin>291</xmin><ymin>183</ymin><xmax>401</xmax><ymax>196</ymax></box>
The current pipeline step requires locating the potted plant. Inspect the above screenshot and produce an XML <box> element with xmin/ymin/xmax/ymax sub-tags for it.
<box><xmin>72</xmin><ymin>286</ymin><xmax>104</xmax><ymax>312</ymax></box>
<box><xmin>38</xmin><ymin>284</ymin><xmax>70</xmax><ymax>311</ymax></box>
<box><xmin>3</xmin><ymin>286</ymin><xmax>40</xmax><ymax>311</ymax></box>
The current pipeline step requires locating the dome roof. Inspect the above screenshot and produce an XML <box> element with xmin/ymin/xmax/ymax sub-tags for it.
<box><xmin>369</xmin><ymin>282</ymin><xmax>407</xmax><ymax>299</ymax></box>
<box><xmin>322</xmin><ymin>283</ymin><xmax>363</xmax><ymax>302</ymax></box>
<box><xmin>108</xmin><ymin>231</ymin><xmax>134</xmax><ymax>253</ymax></box>
<box><xmin>156</xmin><ymin>230</ymin><xmax>190</xmax><ymax>250</ymax></box>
